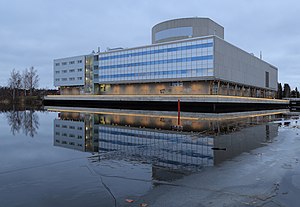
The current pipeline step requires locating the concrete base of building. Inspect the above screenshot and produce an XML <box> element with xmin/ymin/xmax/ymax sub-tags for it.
<box><xmin>96</xmin><ymin>81</ymin><xmax>276</xmax><ymax>98</ymax></box>
<box><xmin>44</xmin><ymin>95</ymin><xmax>289</xmax><ymax>113</ymax></box>
<box><xmin>59</xmin><ymin>80</ymin><xmax>277</xmax><ymax>99</ymax></box>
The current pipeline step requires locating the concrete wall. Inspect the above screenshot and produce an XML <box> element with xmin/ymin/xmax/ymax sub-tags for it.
<box><xmin>96</xmin><ymin>80</ymin><xmax>275</xmax><ymax>98</ymax></box>
<box><xmin>60</xmin><ymin>87</ymin><xmax>81</xmax><ymax>95</ymax></box>
<box><xmin>152</xmin><ymin>18</ymin><xmax>224</xmax><ymax>44</ymax></box>
<box><xmin>214</xmin><ymin>37</ymin><xmax>278</xmax><ymax>90</ymax></box>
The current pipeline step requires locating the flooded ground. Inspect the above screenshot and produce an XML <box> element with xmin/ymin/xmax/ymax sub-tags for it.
<box><xmin>0</xmin><ymin>107</ymin><xmax>299</xmax><ymax>206</ymax></box>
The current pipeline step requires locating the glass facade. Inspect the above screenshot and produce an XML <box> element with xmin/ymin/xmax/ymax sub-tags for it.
<box><xmin>98</xmin><ymin>38</ymin><xmax>214</xmax><ymax>83</ymax></box>
<box><xmin>84</xmin><ymin>56</ymin><xmax>95</xmax><ymax>93</ymax></box>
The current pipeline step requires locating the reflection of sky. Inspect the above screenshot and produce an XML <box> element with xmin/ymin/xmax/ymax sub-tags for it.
<box><xmin>0</xmin><ymin>112</ymin><xmax>87</xmax><ymax>171</ymax></box>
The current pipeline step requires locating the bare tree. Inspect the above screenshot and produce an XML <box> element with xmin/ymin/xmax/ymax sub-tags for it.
<box><xmin>6</xmin><ymin>110</ymin><xmax>39</xmax><ymax>137</ymax></box>
<box><xmin>22</xmin><ymin>68</ymin><xmax>29</xmax><ymax>96</ymax></box>
<box><xmin>6</xmin><ymin>110</ymin><xmax>23</xmax><ymax>135</ymax></box>
<box><xmin>8</xmin><ymin>69</ymin><xmax>22</xmax><ymax>100</ymax></box>
<box><xmin>23</xmin><ymin>110</ymin><xmax>39</xmax><ymax>137</ymax></box>
<box><xmin>25</xmin><ymin>66</ymin><xmax>39</xmax><ymax>96</ymax></box>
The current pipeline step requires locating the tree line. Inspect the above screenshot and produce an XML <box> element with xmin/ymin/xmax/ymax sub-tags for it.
<box><xmin>8</xmin><ymin>66</ymin><xmax>39</xmax><ymax>100</ymax></box>
<box><xmin>277</xmin><ymin>83</ymin><xmax>299</xmax><ymax>99</ymax></box>
<box><xmin>1</xmin><ymin>67</ymin><xmax>58</xmax><ymax>105</ymax></box>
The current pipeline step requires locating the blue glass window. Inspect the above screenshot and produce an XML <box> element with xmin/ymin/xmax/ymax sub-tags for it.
<box><xmin>99</xmin><ymin>67</ymin><xmax>213</xmax><ymax>80</ymax></box>
<box><xmin>99</xmin><ymin>42</ymin><xmax>213</xmax><ymax>60</ymax></box>
<box><xmin>100</xmin><ymin>55</ymin><xmax>213</xmax><ymax>70</ymax></box>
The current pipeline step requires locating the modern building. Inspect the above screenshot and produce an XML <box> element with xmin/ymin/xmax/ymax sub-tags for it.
<box><xmin>53</xmin><ymin>17</ymin><xmax>278</xmax><ymax>98</ymax></box>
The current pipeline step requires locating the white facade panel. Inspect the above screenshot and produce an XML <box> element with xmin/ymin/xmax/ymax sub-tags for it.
<box><xmin>54</xmin><ymin>55</ymin><xmax>85</xmax><ymax>87</ymax></box>
<box><xmin>214</xmin><ymin>37</ymin><xmax>278</xmax><ymax>90</ymax></box>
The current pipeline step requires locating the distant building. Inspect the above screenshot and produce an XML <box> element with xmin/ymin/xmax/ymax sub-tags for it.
<box><xmin>54</xmin><ymin>17</ymin><xmax>278</xmax><ymax>98</ymax></box>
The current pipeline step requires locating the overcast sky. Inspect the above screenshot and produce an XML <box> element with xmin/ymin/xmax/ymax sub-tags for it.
<box><xmin>0</xmin><ymin>0</ymin><xmax>300</xmax><ymax>89</ymax></box>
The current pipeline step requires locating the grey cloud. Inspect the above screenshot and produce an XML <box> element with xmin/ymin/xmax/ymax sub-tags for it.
<box><xmin>0</xmin><ymin>0</ymin><xmax>300</xmax><ymax>88</ymax></box>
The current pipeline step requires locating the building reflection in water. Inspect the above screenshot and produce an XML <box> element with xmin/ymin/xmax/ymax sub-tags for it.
<box><xmin>52</xmin><ymin>108</ymin><xmax>281</xmax><ymax>174</ymax></box>
<box><xmin>50</xmin><ymin>108</ymin><xmax>284</xmax><ymax>199</ymax></box>
<box><xmin>54</xmin><ymin>112</ymin><xmax>98</xmax><ymax>152</ymax></box>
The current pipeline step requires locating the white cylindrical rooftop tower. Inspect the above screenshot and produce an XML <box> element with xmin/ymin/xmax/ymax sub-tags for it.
<box><xmin>152</xmin><ymin>17</ymin><xmax>224</xmax><ymax>44</ymax></box>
